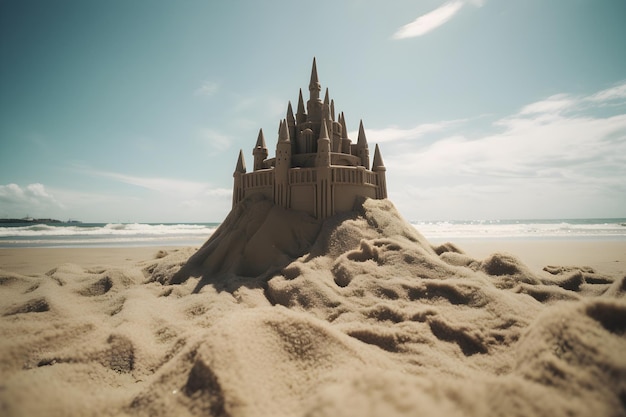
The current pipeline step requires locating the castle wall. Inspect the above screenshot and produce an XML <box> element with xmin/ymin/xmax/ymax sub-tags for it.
<box><xmin>333</xmin><ymin>183</ymin><xmax>377</xmax><ymax>212</ymax></box>
<box><xmin>290</xmin><ymin>184</ymin><xmax>316</xmax><ymax>215</ymax></box>
<box><xmin>234</xmin><ymin>165</ymin><xmax>384</xmax><ymax>218</ymax></box>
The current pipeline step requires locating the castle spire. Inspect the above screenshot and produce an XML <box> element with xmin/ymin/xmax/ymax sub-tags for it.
<box><xmin>372</xmin><ymin>143</ymin><xmax>385</xmax><ymax>171</ymax></box>
<box><xmin>296</xmin><ymin>89</ymin><xmax>306</xmax><ymax>123</ymax></box>
<box><xmin>319</xmin><ymin>117</ymin><xmax>330</xmax><ymax>141</ymax></box>
<box><xmin>322</xmin><ymin>88</ymin><xmax>330</xmax><ymax>120</ymax></box>
<box><xmin>330</xmin><ymin>99</ymin><xmax>336</xmax><ymax>121</ymax></box>
<box><xmin>234</xmin><ymin>149</ymin><xmax>246</xmax><ymax>174</ymax></box>
<box><xmin>253</xmin><ymin>129</ymin><xmax>268</xmax><ymax>171</ymax></box>
<box><xmin>340</xmin><ymin>112</ymin><xmax>351</xmax><ymax>154</ymax></box>
<box><xmin>255</xmin><ymin>128</ymin><xmax>266</xmax><ymax>149</ymax></box>
<box><xmin>356</xmin><ymin>120</ymin><xmax>370</xmax><ymax>168</ymax></box>
<box><xmin>278</xmin><ymin>119</ymin><xmax>290</xmax><ymax>142</ymax></box>
<box><xmin>372</xmin><ymin>143</ymin><xmax>387</xmax><ymax>199</ymax></box>
<box><xmin>340</xmin><ymin>113</ymin><xmax>348</xmax><ymax>138</ymax></box>
<box><xmin>309</xmin><ymin>57</ymin><xmax>321</xmax><ymax>97</ymax></box>
<box><xmin>357</xmin><ymin>120</ymin><xmax>368</xmax><ymax>147</ymax></box>
<box><xmin>316</xmin><ymin>118</ymin><xmax>331</xmax><ymax>168</ymax></box>
<box><xmin>286</xmin><ymin>101</ymin><xmax>295</xmax><ymax>125</ymax></box>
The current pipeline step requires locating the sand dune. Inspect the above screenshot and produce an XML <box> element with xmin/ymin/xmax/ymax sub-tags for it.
<box><xmin>1</xmin><ymin>198</ymin><xmax>625</xmax><ymax>417</ymax></box>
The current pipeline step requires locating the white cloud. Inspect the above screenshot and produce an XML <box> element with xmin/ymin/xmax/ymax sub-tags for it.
<box><xmin>392</xmin><ymin>1</ymin><xmax>465</xmax><ymax>39</ymax></box>
<box><xmin>0</xmin><ymin>183</ymin><xmax>64</xmax><ymax>217</ymax></box>
<box><xmin>518</xmin><ymin>94</ymin><xmax>576</xmax><ymax>115</ymax></box>
<box><xmin>194</xmin><ymin>81</ymin><xmax>220</xmax><ymax>97</ymax></box>
<box><xmin>349</xmin><ymin>120</ymin><xmax>465</xmax><ymax>143</ymax></box>
<box><xmin>392</xmin><ymin>0</ymin><xmax>486</xmax><ymax>39</ymax></box>
<box><xmin>381</xmin><ymin>83</ymin><xmax>626</xmax><ymax>219</ymax></box>
<box><xmin>586</xmin><ymin>82</ymin><xmax>626</xmax><ymax>104</ymax></box>
<box><xmin>86</xmin><ymin>171</ymin><xmax>214</xmax><ymax>196</ymax></box>
<box><xmin>199</xmin><ymin>129</ymin><xmax>233</xmax><ymax>152</ymax></box>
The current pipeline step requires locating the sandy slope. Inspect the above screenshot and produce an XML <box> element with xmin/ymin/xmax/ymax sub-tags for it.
<box><xmin>1</xmin><ymin>197</ymin><xmax>625</xmax><ymax>417</ymax></box>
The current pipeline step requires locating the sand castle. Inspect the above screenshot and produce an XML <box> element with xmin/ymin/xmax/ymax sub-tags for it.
<box><xmin>232</xmin><ymin>58</ymin><xmax>387</xmax><ymax>219</ymax></box>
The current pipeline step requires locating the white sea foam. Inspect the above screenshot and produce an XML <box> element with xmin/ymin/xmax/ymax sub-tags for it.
<box><xmin>1</xmin><ymin>219</ymin><xmax>625</xmax><ymax>247</ymax></box>
<box><xmin>0</xmin><ymin>223</ymin><xmax>218</xmax><ymax>238</ymax></box>
<box><xmin>413</xmin><ymin>219</ymin><xmax>626</xmax><ymax>240</ymax></box>
<box><xmin>0</xmin><ymin>222</ymin><xmax>220</xmax><ymax>247</ymax></box>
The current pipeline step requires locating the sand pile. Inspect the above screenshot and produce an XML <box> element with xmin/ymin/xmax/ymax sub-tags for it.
<box><xmin>1</xmin><ymin>197</ymin><xmax>625</xmax><ymax>417</ymax></box>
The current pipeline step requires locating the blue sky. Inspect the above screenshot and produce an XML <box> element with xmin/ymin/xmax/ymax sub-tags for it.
<box><xmin>1</xmin><ymin>0</ymin><xmax>625</xmax><ymax>222</ymax></box>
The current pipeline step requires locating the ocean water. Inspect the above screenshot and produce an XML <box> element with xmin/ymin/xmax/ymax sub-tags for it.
<box><xmin>412</xmin><ymin>218</ymin><xmax>626</xmax><ymax>241</ymax></box>
<box><xmin>0</xmin><ymin>218</ymin><xmax>625</xmax><ymax>248</ymax></box>
<box><xmin>0</xmin><ymin>222</ymin><xmax>220</xmax><ymax>248</ymax></box>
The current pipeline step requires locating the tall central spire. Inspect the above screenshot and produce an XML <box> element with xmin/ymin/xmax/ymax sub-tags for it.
<box><xmin>309</xmin><ymin>57</ymin><xmax>321</xmax><ymax>101</ymax></box>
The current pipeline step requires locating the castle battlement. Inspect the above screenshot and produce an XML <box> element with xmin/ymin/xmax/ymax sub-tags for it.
<box><xmin>233</xmin><ymin>58</ymin><xmax>387</xmax><ymax>219</ymax></box>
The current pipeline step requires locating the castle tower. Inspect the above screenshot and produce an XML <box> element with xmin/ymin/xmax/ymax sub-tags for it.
<box><xmin>232</xmin><ymin>149</ymin><xmax>246</xmax><ymax>206</ymax></box>
<box><xmin>340</xmin><ymin>112</ymin><xmax>351</xmax><ymax>154</ymax></box>
<box><xmin>372</xmin><ymin>144</ymin><xmax>387</xmax><ymax>199</ymax></box>
<box><xmin>316</xmin><ymin>118</ymin><xmax>331</xmax><ymax>167</ymax></box>
<box><xmin>296</xmin><ymin>89</ymin><xmax>306</xmax><ymax>124</ymax></box>
<box><xmin>252</xmin><ymin>129</ymin><xmax>267</xmax><ymax>171</ymax></box>
<box><xmin>307</xmin><ymin>58</ymin><xmax>323</xmax><ymax>134</ymax></box>
<box><xmin>356</xmin><ymin>120</ymin><xmax>370</xmax><ymax>168</ymax></box>
<box><xmin>316</xmin><ymin>119</ymin><xmax>332</xmax><ymax>218</ymax></box>
<box><xmin>274</xmin><ymin>119</ymin><xmax>291</xmax><ymax>208</ymax></box>
<box><xmin>286</xmin><ymin>101</ymin><xmax>297</xmax><ymax>154</ymax></box>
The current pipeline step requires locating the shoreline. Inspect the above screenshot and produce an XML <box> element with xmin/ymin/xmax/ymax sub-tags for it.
<box><xmin>1</xmin><ymin>239</ymin><xmax>625</xmax><ymax>278</ymax></box>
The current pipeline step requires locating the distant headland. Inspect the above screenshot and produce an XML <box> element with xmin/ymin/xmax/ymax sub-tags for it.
<box><xmin>0</xmin><ymin>218</ymin><xmax>81</xmax><ymax>224</ymax></box>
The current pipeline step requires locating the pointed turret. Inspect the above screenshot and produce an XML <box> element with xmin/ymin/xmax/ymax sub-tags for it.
<box><xmin>234</xmin><ymin>149</ymin><xmax>246</xmax><ymax>174</ymax></box>
<box><xmin>318</xmin><ymin>118</ymin><xmax>330</xmax><ymax>141</ymax></box>
<box><xmin>340</xmin><ymin>112</ymin><xmax>351</xmax><ymax>154</ymax></box>
<box><xmin>316</xmin><ymin>118</ymin><xmax>331</xmax><ymax>168</ymax></box>
<box><xmin>357</xmin><ymin>120</ymin><xmax>368</xmax><ymax>147</ymax></box>
<box><xmin>232</xmin><ymin>149</ymin><xmax>246</xmax><ymax>207</ymax></box>
<box><xmin>372</xmin><ymin>144</ymin><xmax>387</xmax><ymax>199</ymax></box>
<box><xmin>330</xmin><ymin>99</ymin><xmax>336</xmax><ymax>121</ymax></box>
<box><xmin>356</xmin><ymin>120</ymin><xmax>370</xmax><ymax>168</ymax></box>
<box><xmin>309</xmin><ymin>57</ymin><xmax>321</xmax><ymax>99</ymax></box>
<box><xmin>286</xmin><ymin>101</ymin><xmax>295</xmax><ymax>126</ymax></box>
<box><xmin>316</xmin><ymin>118</ymin><xmax>332</xmax><ymax>218</ymax></box>
<box><xmin>286</xmin><ymin>101</ymin><xmax>296</xmax><ymax>152</ymax></box>
<box><xmin>278</xmin><ymin>118</ymin><xmax>290</xmax><ymax>142</ymax></box>
<box><xmin>372</xmin><ymin>144</ymin><xmax>385</xmax><ymax>171</ymax></box>
<box><xmin>275</xmin><ymin>119</ymin><xmax>292</xmax><ymax>208</ymax></box>
<box><xmin>307</xmin><ymin>58</ymin><xmax>323</xmax><ymax>125</ymax></box>
<box><xmin>253</xmin><ymin>129</ymin><xmax>268</xmax><ymax>171</ymax></box>
<box><xmin>296</xmin><ymin>89</ymin><xmax>306</xmax><ymax>123</ymax></box>
<box><xmin>322</xmin><ymin>88</ymin><xmax>331</xmax><ymax>120</ymax></box>
<box><xmin>340</xmin><ymin>113</ymin><xmax>348</xmax><ymax>138</ymax></box>
<box><xmin>315</xmin><ymin>119</ymin><xmax>330</xmax><ymax>167</ymax></box>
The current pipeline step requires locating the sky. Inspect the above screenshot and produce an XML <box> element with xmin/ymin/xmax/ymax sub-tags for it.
<box><xmin>1</xmin><ymin>0</ymin><xmax>625</xmax><ymax>223</ymax></box>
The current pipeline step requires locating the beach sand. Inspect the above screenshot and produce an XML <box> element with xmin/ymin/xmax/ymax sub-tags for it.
<box><xmin>1</xmin><ymin>199</ymin><xmax>625</xmax><ymax>417</ymax></box>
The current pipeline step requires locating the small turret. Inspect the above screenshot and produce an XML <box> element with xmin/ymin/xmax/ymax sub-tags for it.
<box><xmin>372</xmin><ymin>144</ymin><xmax>385</xmax><ymax>171</ymax></box>
<box><xmin>309</xmin><ymin>57</ymin><xmax>321</xmax><ymax>101</ymax></box>
<box><xmin>278</xmin><ymin>119</ymin><xmax>290</xmax><ymax>143</ymax></box>
<box><xmin>372</xmin><ymin>144</ymin><xmax>387</xmax><ymax>199</ymax></box>
<box><xmin>232</xmin><ymin>149</ymin><xmax>247</xmax><ymax>207</ymax></box>
<box><xmin>340</xmin><ymin>112</ymin><xmax>351</xmax><ymax>154</ymax></box>
<box><xmin>234</xmin><ymin>149</ymin><xmax>247</xmax><ymax>175</ymax></box>
<box><xmin>296</xmin><ymin>89</ymin><xmax>306</xmax><ymax>124</ymax></box>
<box><xmin>275</xmin><ymin>119</ymin><xmax>292</xmax><ymax>208</ymax></box>
<box><xmin>307</xmin><ymin>58</ymin><xmax>323</xmax><ymax>127</ymax></box>
<box><xmin>330</xmin><ymin>99</ymin><xmax>336</xmax><ymax>122</ymax></box>
<box><xmin>322</xmin><ymin>88</ymin><xmax>331</xmax><ymax>121</ymax></box>
<box><xmin>252</xmin><ymin>129</ymin><xmax>268</xmax><ymax>171</ymax></box>
<box><xmin>286</xmin><ymin>101</ymin><xmax>296</xmax><ymax>152</ymax></box>
<box><xmin>316</xmin><ymin>118</ymin><xmax>331</xmax><ymax>167</ymax></box>
<box><xmin>356</xmin><ymin>120</ymin><xmax>370</xmax><ymax>168</ymax></box>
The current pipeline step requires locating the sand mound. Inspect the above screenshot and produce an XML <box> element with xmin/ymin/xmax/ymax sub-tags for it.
<box><xmin>1</xmin><ymin>198</ymin><xmax>625</xmax><ymax>417</ymax></box>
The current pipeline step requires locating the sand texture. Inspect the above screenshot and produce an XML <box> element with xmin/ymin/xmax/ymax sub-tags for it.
<box><xmin>1</xmin><ymin>197</ymin><xmax>625</xmax><ymax>417</ymax></box>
